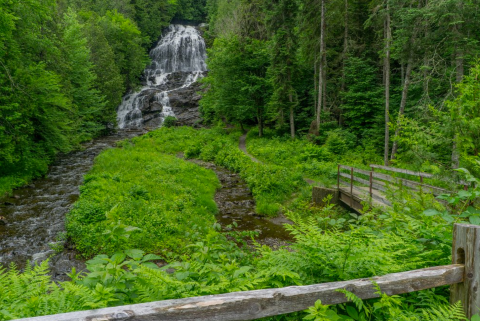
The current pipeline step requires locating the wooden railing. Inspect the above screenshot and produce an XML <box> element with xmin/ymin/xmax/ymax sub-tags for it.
<box><xmin>16</xmin><ymin>224</ymin><xmax>480</xmax><ymax>321</ymax></box>
<box><xmin>337</xmin><ymin>164</ymin><xmax>461</xmax><ymax>208</ymax></box>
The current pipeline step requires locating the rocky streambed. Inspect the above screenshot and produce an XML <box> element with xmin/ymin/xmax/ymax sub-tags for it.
<box><xmin>189</xmin><ymin>160</ymin><xmax>293</xmax><ymax>248</ymax></box>
<box><xmin>0</xmin><ymin>130</ymin><xmax>145</xmax><ymax>280</ymax></box>
<box><xmin>0</xmin><ymin>136</ymin><xmax>293</xmax><ymax>281</ymax></box>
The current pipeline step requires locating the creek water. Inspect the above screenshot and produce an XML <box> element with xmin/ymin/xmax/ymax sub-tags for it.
<box><xmin>0</xmin><ymin>131</ymin><xmax>144</xmax><ymax>279</ymax></box>
<box><xmin>189</xmin><ymin>160</ymin><xmax>293</xmax><ymax>247</ymax></box>
<box><xmin>0</xmin><ymin>24</ymin><xmax>292</xmax><ymax>279</ymax></box>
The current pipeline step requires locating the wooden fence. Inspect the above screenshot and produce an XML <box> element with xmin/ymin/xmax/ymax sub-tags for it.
<box><xmin>337</xmin><ymin>164</ymin><xmax>462</xmax><ymax>209</ymax></box>
<box><xmin>16</xmin><ymin>224</ymin><xmax>480</xmax><ymax>321</ymax></box>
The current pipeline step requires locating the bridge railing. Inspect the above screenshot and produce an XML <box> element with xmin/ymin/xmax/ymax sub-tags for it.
<box><xmin>337</xmin><ymin>164</ymin><xmax>464</xmax><ymax>208</ymax></box>
<box><xmin>16</xmin><ymin>224</ymin><xmax>480</xmax><ymax>321</ymax></box>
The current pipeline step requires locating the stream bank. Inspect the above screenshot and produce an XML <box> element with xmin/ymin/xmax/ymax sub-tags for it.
<box><xmin>0</xmin><ymin>130</ymin><xmax>145</xmax><ymax>280</ymax></box>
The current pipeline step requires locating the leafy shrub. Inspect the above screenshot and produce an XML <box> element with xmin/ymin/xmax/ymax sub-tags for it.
<box><xmin>162</xmin><ymin>116</ymin><xmax>177</xmax><ymax>128</ymax></box>
<box><xmin>325</xmin><ymin>131</ymin><xmax>347</xmax><ymax>155</ymax></box>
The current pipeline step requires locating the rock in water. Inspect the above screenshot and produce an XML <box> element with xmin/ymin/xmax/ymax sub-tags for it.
<box><xmin>117</xmin><ymin>25</ymin><xmax>207</xmax><ymax>129</ymax></box>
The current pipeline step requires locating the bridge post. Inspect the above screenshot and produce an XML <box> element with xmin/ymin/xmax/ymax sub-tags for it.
<box><xmin>350</xmin><ymin>167</ymin><xmax>354</xmax><ymax>207</ymax></box>
<box><xmin>337</xmin><ymin>165</ymin><xmax>340</xmax><ymax>190</ymax></box>
<box><xmin>451</xmin><ymin>224</ymin><xmax>480</xmax><ymax>318</ymax></box>
<box><xmin>369</xmin><ymin>171</ymin><xmax>373</xmax><ymax>201</ymax></box>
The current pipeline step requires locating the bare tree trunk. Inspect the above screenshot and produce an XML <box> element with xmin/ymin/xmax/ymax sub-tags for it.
<box><xmin>384</xmin><ymin>2</ymin><xmax>391</xmax><ymax>166</ymax></box>
<box><xmin>391</xmin><ymin>55</ymin><xmax>413</xmax><ymax>161</ymax></box>
<box><xmin>316</xmin><ymin>0</ymin><xmax>326</xmax><ymax>134</ymax></box>
<box><xmin>452</xmin><ymin>2</ymin><xmax>464</xmax><ymax>169</ymax></box>
<box><xmin>289</xmin><ymin>73</ymin><xmax>295</xmax><ymax>139</ymax></box>
<box><xmin>314</xmin><ymin>50</ymin><xmax>318</xmax><ymax>117</ymax></box>
<box><xmin>341</xmin><ymin>0</ymin><xmax>348</xmax><ymax>93</ymax></box>
<box><xmin>257</xmin><ymin>108</ymin><xmax>264</xmax><ymax>138</ymax></box>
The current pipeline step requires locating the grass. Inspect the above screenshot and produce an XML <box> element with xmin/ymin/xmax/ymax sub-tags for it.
<box><xmin>66</xmin><ymin>138</ymin><xmax>220</xmax><ymax>258</ymax></box>
<box><xmin>140</xmin><ymin>126</ymin><xmax>306</xmax><ymax>216</ymax></box>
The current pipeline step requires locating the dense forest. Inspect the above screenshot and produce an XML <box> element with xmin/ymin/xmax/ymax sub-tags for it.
<box><xmin>201</xmin><ymin>0</ymin><xmax>480</xmax><ymax>178</ymax></box>
<box><xmin>0</xmin><ymin>0</ymin><xmax>207</xmax><ymax>194</ymax></box>
<box><xmin>2</xmin><ymin>0</ymin><xmax>480</xmax><ymax>320</ymax></box>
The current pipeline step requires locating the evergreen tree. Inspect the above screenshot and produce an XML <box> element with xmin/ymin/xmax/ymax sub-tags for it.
<box><xmin>62</xmin><ymin>9</ymin><xmax>105</xmax><ymax>140</ymax></box>
<box><xmin>266</xmin><ymin>0</ymin><xmax>299</xmax><ymax>138</ymax></box>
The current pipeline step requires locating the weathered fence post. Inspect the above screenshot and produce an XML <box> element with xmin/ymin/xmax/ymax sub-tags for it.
<box><xmin>350</xmin><ymin>167</ymin><xmax>354</xmax><ymax>207</ymax></box>
<box><xmin>369</xmin><ymin>171</ymin><xmax>373</xmax><ymax>201</ymax></box>
<box><xmin>451</xmin><ymin>224</ymin><xmax>480</xmax><ymax>318</ymax></box>
<box><xmin>337</xmin><ymin>164</ymin><xmax>340</xmax><ymax>190</ymax></box>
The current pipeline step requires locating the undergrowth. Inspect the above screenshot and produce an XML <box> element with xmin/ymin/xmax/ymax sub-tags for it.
<box><xmin>2</xmin><ymin>127</ymin><xmax>480</xmax><ymax>320</ymax></box>
<box><xmin>66</xmin><ymin>143</ymin><xmax>220</xmax><ymax>257</ymax></box>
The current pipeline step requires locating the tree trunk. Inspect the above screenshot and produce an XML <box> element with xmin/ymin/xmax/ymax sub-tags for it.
<box><xmin>257</xmin><ymin>108</ymin><xmax>264</xmax><ymax>138</ymax></box>
<box><xmin>452</xmin><ymin>1</ymin><xmax>464</xmax><ymax>169</ymax></box>
<box><xmin>288</xmin><ymin>72</ymin><xmax>295</xmax><ymax>139</ymax></box>
<box><xmin>391</xmin><ymin>55</ymin><xmax>414</xmax><ymax>161</ymax></box>
<box><xmin>316</xmin><ymin>0</ymin><xmax>326</xmax><ymax>134</ymax></box>
<box><xmin>341</xmin><ymin>0</ymin><xmax>348</xmax><ymax>93</ymax></box>
<box><xmin>384</xmin><ymin>2</ymin><xmax>391</xmax><ymax>166</ymax></box>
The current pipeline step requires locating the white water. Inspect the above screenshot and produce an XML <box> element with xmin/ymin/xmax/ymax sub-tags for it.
<box><xmin>117</xmin><ymin>25</ymin><xmax>207</xmax><ymax>129</ymax></box>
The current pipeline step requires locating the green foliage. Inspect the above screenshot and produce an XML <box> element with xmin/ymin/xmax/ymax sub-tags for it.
<box><xmin>142</xmin><ymin>127</ymin><xmax>306</xmax><ymax>215</ymax></box>
<box><xmin>174</xmin><ymin>0</ymin><xmax>207</xmax><ymax>22</ymax></box>
<box><xmin>62</xmin><ymin>9</ymin><xmax>106</xmax><ymax>141</ymax></box>
<box><xmin>0</xmin><ymin>261</ymin><xmax>115</xmax><ymax>320</ymax></box>
<box><xmin>447</xmin><ymin>62</ymin><xmax>480</xmax><ymax>176</ymax></box>
<box><xmin>98</xmin><ymin>10</ymin><xmax>148</xmax><ymax>90</ymax></box>
<box><xmin>5</xmin><ymin>128</ymin><xmax>480</xmax><ymax>320</ymax></box>
<box><xmin>67</xmin><ymin>142</ymin><xmax>220</xmax><ymax>257</ymax></box>
<box><xmin>0</xmin><ymin>0</ymin><xmax>177</xmax><ymax>194</ymax></box>
<box><xmin>304</xmin><ymin>294</ymin><xmax>473</xmax><ymax>321</ymax></box>
<box><xmin>245</xmin><ymin>128</ymin><xmax>380</xmax><ymax>186</ymax></box>
<box><xmin>340</xmin><ymin>56</ymin><xmax>384</xmax><ymax>141</ymax></box>
<box><xmin>201</xmin><ymin>36</ymin><xmax>271</xmax><ymax>132</ymax></box>
<box><xmin>163</xmin><ymin>116</ymin><xmax>177</xmax><ymax>128</ymax></box>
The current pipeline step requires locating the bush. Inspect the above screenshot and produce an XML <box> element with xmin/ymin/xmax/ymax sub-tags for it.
<box><xmin>163</xmin><ymin>116</ymin><xmax>177</xmax><ymax>128</ymax></box>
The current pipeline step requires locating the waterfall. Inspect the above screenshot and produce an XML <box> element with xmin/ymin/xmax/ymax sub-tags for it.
<box><xmin>117</xmin><ymin>25</ymin><xmax>207</xmax><ymax>129</ymax></box>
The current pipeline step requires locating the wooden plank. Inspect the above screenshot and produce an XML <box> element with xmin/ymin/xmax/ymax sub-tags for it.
<box><xmin>17</xmin><ymin>265</ymin><xmax>464</xmax><ymax>321</ymax></box>
<box><xmin>370</xmin><ymin>164</ymin><xmax>434</xmax><ymax>178</ymax></box>
<box><xmin>451</xmin><ymin>224</ymin><xmax>480</xmax><ymax>318</ymax></box>
<box><xmin>339</xmin><ymin>165</ymin><xmax>353</xmax><ymax>171</ymax></box>
<box><xmin>352</xmin><ymin>168</ymin><xmax>371</xmax><ymax>176</ymax></box>
<box><xmin>340</xmin><ymin>185</ymin><xmax>390</xmax><ymax>207</ymax></box>
<box><xmin>399</xmin><ymin>179</ymin><xmax>452</xmax><ymax>196</ymax></box>
<box><xmin>372</xmin><ymin>171</ymin><xmax>394</xmax><ymax>182</ymax></box>
<box><xmin>371</xmin><ymin>174</ymin><xmax>451</xmax><ymax>196</ymax></box>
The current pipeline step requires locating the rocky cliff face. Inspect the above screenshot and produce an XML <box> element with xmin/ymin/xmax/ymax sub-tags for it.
<box><xmin>117</xmin><ymin>25</ymin><xmax>207</xmax><ymax>129</ymax></box>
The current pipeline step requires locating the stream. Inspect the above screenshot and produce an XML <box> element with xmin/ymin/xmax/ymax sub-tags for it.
<box><xmin>189</xmin><ymin>160</ymin><xmax>293</xmax><ymax>248</ymax></box>
<box><xmin>0</xmin><ymin>133</ymin><xmax>292</xmax><ymax>280</ymax></box>
<box><xmin>0</xmin><ymin>23</ymin><xmax>293</xmax><ymax>280</ymax></box>
<box><xmin>0</xmin><ymin>130</ymin><xmax>144</xmax><ymax>279</ymax></box>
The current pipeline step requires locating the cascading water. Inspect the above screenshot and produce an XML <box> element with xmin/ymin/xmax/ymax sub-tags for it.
<box><xmin>117</xmin><ymin>25</ymin><xmax>207</xmax><ymax>129</ymax></box>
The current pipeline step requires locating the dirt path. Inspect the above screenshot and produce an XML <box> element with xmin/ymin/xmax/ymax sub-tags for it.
<box><xmin>239</xmin><ymin>133</ymin><xmax>261</xmax><ymax>163</ymax></box>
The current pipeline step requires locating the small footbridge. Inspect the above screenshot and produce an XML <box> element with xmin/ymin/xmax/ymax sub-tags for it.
<box><xmin>313</xmin><ymin>164</ymin><xmax>461</xmax><ymax>213</ymax></box>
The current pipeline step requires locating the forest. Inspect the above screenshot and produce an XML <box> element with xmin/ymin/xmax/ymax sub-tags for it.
<box><xmin>1</xmin><ymin>0</ymin><xmax>480</xmax><ymax>320</ymax></box>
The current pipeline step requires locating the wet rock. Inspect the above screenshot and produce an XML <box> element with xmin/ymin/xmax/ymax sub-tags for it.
<box><xmin>32</xmin><ymin>250</ymin><xmax>54</xmax><ymax>264</ymax></box>
<box><xmin>4</xmin><ymin>202</ymin><xmax>13</xmax><ymax>206</ymax></box>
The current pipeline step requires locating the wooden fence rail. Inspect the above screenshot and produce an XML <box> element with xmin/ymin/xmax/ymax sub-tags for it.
<box><xmin>15</xmin><ymin>224</ymin><xmax>480</xmax><ymax>321</ymax></box>
<box><xmin>336</xmin><ymin>164</ymin><xmax>464</xmax><ymax>210</ymax></box>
